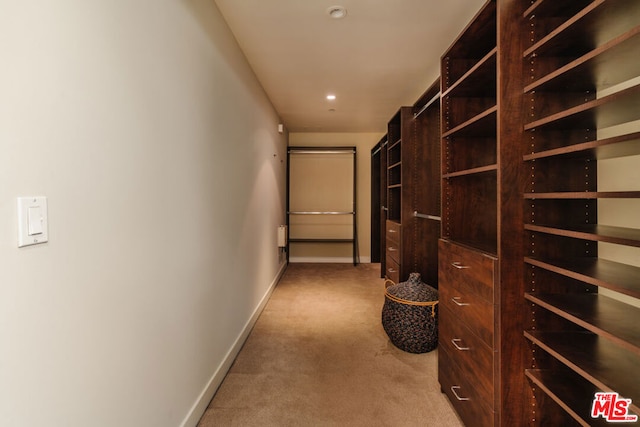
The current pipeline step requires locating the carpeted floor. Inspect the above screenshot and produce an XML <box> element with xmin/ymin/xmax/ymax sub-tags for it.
<box><xmin>197</xmin><ymin>263</ymin><xmax>463</xmax><ymax>427</ymax></box>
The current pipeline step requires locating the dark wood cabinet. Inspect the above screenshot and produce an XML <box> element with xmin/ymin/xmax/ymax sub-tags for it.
<box><xmin>521</xmin><ymin>0</ymin><xmax>640</xmax><ymax>424</ymax></box>
<box><xmin>370</xmin><ymin>135</ymin><xmax>386</xmax><ymax>268</ymax></box>
<box><xmin>438</xmin><ymin>0</ymin><xmax>526</xmax><ymax>425</ymax></box>
<box><xmin>372</xmin><ymin>2</ymin><xmax>638</xmax><ymax>424</ymax></box>
<box><xmin>382</xmin><ymin>79</ymin><xmax>441</xmax><ymax>285</ymax></box>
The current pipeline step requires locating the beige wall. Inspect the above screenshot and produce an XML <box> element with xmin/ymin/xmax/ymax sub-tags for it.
<box><xmin>289</xmin><ymin>132</ymin><xmax>385</xmax><ymax>263</ymax></box>
<box><xmin>0</xmin><ymin>2</ymin><xmax>287</xmax><ymax>426</ymax></box>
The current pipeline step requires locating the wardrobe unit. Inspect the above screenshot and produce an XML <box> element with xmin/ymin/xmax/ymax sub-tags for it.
<box><xmin>437</xmin><ymin>0</ymin><xmax>525</xmax><ymax>426</ymax></box>
<box><xmin>371</xmin><ymin>135</ymin><xmax>387</xmax><ymax>267</ymax></box>
<box><xmin>383</xmin><ymin>79</ymin><xmax>441</xmax><ymax>285</ymax></box>
<box><xmin>372</xmin><ymin>1</ymin><xmax>638</xmax><ymax>424</ymax></box>
<box><xmin>521</xmin><ymin>0</ymin><xmax>640</xmax><ymax>425</ymax></box>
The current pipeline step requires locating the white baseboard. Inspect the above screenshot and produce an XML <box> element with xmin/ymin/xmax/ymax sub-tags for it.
<box><xmin>289</xmin><ymin>256</ymin><xmax>371</xmax><ymax>264</ymax></box>
<box><xmin>179</xmin><ymin>260</ymin><xmax>288</xmax><ymax>427</ymax></box>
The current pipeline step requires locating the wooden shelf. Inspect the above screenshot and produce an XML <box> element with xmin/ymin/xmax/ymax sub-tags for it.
<box><xmin>524</xmin><ymin>82</ymin><xmax>640</xmax><ymax>131</ymax></box>
<box><xmin>522</xmin><ymin>2</ymin><xmax>640</xmax><ymax>424</ymax></box>
<box><xmin>442</xmin><ymin>164</ymin><xmax>497</xmax><ymax>179</ymax></box>
<box><xmin>525</xmin><ymin>368</ymin><xmax>625</xmax><ymax>427</ymax></box>
<box><xmin>523</xmin><ymin>0</ymin><xmax>593</xmax><ymax>22</ymax></box>
<box><xmin>524</xmin><ymin>191</ymin><xmax>640</xmax><ymax>199</ymax></box>
<box><xmin>525</xmin><ymin>256</ymin><xmax>640</xmax><ymax>299</ymax></box>
<box><xmin>524</xmin><ymin>223</ymin><xmax>640</xmax><ymax>247</ymax></box>
<box><xmin>387</xmin><ymin>161</ymin><xmax>401</xmax><ymax>169</ymax></box>
<box><xmin>442</xmin><ymin>0</ymin><xmax>496</xmax><ymax>91</ymax></box>
<box><xmin>525</xmin><ymin>292</ymin><xmax>640</xmax><ymax>354</ymax></box>
<box><xmin>524</xmin><ymin>0</ymin><xmax>640</xmax><ymax>59</ymax></box>
<box><xmin>524</xmin><ymin>331</ymin><xmax>640</xmax><ymax>415</ymax></box>
<box><xmin>523</xmin><ymin>131</ymin><xmax>640</xmax><ymax>161</ymax></box>
<box><xmin>443</xmin><ymin>48</ymin><xmax>497</xmax><ymax>98</ymax></box>
<box><xmin>442</xmin><ymin>105</ymin><xmax>497</xmax><ymax>138</ymax></box>
<box><xmin>525</xmin><ymin>26</ymin><xmax>640</xmax><ymax>93</ymax></box>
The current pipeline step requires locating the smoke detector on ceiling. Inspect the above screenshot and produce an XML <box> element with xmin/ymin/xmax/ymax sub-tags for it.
<box><xmin>327</xmin><ymin>6</ymin><xmax>347</xmax><ymax>19</ymax></box>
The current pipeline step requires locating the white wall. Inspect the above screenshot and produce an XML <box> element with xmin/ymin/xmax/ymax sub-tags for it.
<box><xmin>0</xmin><ymin>1</ymin><xmax>287</xmax><ymax>426</ymax></box>
<box><xmin>288</xmin><ymin>132</ymin><xmax>384</xmax><ymax>263</ymax></box>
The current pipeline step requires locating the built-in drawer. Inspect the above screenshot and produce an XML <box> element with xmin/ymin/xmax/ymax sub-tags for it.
<box><xmin>385</xmin><ymin>254</ymin><xmax>400</xmax><ymax>284</ymax></box>
<box><xmin>439</xmin><ymin>305</ymin><xmax>494</xmax><ymax>400</ymax></box>
<box><xmin>385</xmin><ymin>220</ymin><xmax>401</xmax><ymax>245</ymax></box>
<box><xmin>385</xmin><ymin>240</ymin><xmax>400</xmax><ymax>264</ymax></box>
<box><xmin>439</xmin><ymin>346</ymin><xmax>495</xmax><ymax>427</ymax></box>
<box><xmin>440</xmin><ymin>280</ymin><xmax>494</xmax><ymax>347</ymax></box>
<box><xmin>438</xmin><ymin>239</ymin><xmax>496</xmax><ymax>304</ymax></box>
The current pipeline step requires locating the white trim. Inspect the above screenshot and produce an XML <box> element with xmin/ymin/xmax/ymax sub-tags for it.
<box><xmin>289</xmin><ymin>256</ymin><xmax>371</xmax><ymax>264</ymax></box>
<box><xmin>179</xmin><ymin>260</ymin><xmax>288</xmax><ymax>427</ymax></box>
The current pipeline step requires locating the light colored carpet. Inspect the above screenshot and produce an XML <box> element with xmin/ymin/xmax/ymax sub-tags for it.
<box><xmin>197</xmin><ymin>263</ymin><xmax>463</xmax><ymax>427</ymax></box>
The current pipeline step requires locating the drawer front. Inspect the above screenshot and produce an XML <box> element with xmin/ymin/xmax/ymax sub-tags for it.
<box><xmin>385</xmin><ymin>220</ymin><xmax>401</xmax><ymax>245</ymax></box>
<box><xmin>439</xmin><ymin>346</ymin><xmax>495</xmax><ymax>427</ymax></box>
<box><xmin>439</xmin><ymin>239</ymin><xmax>496</xmax><ymax>303</ymax></box>
<box><xmin>440</xmin><ymin>281</ymin><xmax>494</xmax><ymax>347</ymax></box>
<box><xmin>385</xmin><ymin>241</ymin><xmax>401</xmax><ymax>264</ymax></box>
<box><xmin>439</xmin><ymin>305</ymin><xmax>494</xmax><ymax>400</ymax></box>
<box><xmin>385</xmin><ymin>255</ymin><xmax>400</xmax><ymax>284</ymax></box>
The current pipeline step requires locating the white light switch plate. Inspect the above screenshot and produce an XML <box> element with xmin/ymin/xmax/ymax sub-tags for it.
<box><xmin>18</xmin><ymin>197</ymin><xmax>48</xmax><ymax>247</ymax></box>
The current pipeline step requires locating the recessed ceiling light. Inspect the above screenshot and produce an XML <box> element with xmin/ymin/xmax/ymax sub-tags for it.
<box><xmin>326</xmin><ymin>94</ymin><xmax>336</xmax><ymax>100</ymax></box>
<box><xmin>327</xmin><ymin>6</ymin><xmax>347</xmax><ymax>19</ymax></box>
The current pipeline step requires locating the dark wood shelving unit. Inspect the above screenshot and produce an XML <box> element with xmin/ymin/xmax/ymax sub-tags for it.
<box><xmin>522</xmin><ymin>0</ymin><xmax>640</xmax><ymax>425</ymax></box>
<box><xmin>438</xmin><ymin>1</ymin><xmax>525</xmax><ymax>425</ymax></box>
<box><xmin>370</xmin><ymin>135</ymin><xmax>386</xmax><ymax>267</ymax></box>
<box><xmin>525</xmin><ymin>368</ymin><xmax>619</xmax><ymax>427</ymax></box>
<box><xmin>382</xmin><ymin>78</ymin><xmax>442</xmax><ymax>285</ymax></box>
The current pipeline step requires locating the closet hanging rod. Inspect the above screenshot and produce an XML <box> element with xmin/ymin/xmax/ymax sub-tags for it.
<box><xmin>288</xmin><ymin>149</ymin><xmax>355</xmax><ymax>154</ymax></box>
<box><xmin>288</xmin><ymin>211</ymin><xmax>355</xmax><ymax>215</ymax></box>
<box><xmin>414</xmin><ymin>92</ymin><xmax>441</xmax><ymax>119</ymax></box>
<box><xmin>372</xmin><ymin>146</ymin><xmax>382</xmax><ymax>156</ymax></box>
<box><xmin>413</xmin><ymin>211</ymin><xmax>441</xmax><ymax>221</ymax></box>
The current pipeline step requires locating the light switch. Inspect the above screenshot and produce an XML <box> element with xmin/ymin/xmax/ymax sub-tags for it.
<box><xmin>28</xmin><ymin>206</ymin><xmax>44</xmax><ymax>235</ymax></box>
<box><xmin>18</xmin><ymin>197</ymin><xmax>48</xmax><ymax>247</ymax></box>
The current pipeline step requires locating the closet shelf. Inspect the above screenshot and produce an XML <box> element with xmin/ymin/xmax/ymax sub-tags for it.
<box><xmin>524</xmin><ymin>223</ymin><xmax>640</xmax><ymax>247</ymax></box>
<box><xmin>442</xmin><ymin>48</ymin><xmax>497</xmax><ymax>98</ymax></box>
<box><xmin>524</xmin><ymin>83</ymin><xmax>640</xmax><ymax>131</ymax></box>
<box><xmin>523</xmin><ymin>0</ymin><xmax>640</xmax><ymax>59</ymax></box>
<box><xmin>525</xmin><ymin>368</ymin><xmax>618</xmax><ymax>427</ymax></box>
<box><xmin>523</xmin><ymin>132</ymin><xmax>640</xmax><ymax>161</ymax></box>
<box><xmin>524</xmin><ymin>26</ymin><xmax>640</xmax><ymax>93</ymax></box>
<box><xmin>524</xmin><ymin>256</ymin><xmax>640</xmax><ymax>298</ymax></box>
<box><xmin>443</xmin><ymin>164</ymin><xmax>497</xmax><ymax>178</ymax></box>
<box><xmin>442</xmin><ymin>106</ymin><xmax>497</xmax><ymax>138</ymax></box>
<box><xmin>524</xmin><ymin>191</ymin><xmax>640</xmax><ymax>199</ymax></box>
<box><xmin>524</xmin><ymin>330</ymin><xmax>640</xmax><ymax>414</ymax></box>
<box><xmin>523</xmin><ymin>0</ymin><xmax>592</xmax><ymax>21</ymax></box>
<box><xmin>525</xmin><ymin>292</ymin><xmax>640</xmax><ymax>353</ymax></box>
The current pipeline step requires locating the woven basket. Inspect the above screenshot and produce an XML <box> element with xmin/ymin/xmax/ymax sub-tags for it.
<box><xmin>382</xmin><ymin>272</ymin><xmax>439</xmax><ymax>354</ymax></box>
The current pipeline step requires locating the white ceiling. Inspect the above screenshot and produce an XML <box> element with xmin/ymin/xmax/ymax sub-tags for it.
<box><xmin>213</xmin><ymin>0</ymin><xmax>487</xmax><ymax>133</ymax></box>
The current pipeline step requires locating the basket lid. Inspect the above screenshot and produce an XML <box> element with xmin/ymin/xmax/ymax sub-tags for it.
<box><xmin>386</xmin><ymin>272</ymin><xmax>438</xmax><ymax>303</ymax></box>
